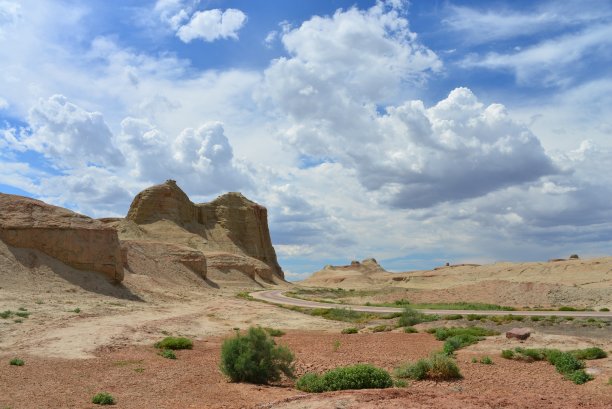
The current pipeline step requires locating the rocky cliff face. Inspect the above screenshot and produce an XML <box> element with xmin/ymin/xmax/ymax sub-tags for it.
<box><xmin>0</xmin><ymin>194</ymin><xmax>124</xmax><ymax>282</ymax></box>
<box><xmin>125</xmin><ymin>180</ymin><xmax>284</xmax><ymax>281</ymax></box>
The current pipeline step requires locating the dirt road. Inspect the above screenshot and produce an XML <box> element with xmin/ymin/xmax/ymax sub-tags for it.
<box><xmin>251</xmin><ymin>290</ymin><xmax>612</xmax><ymax>318</ymax></box>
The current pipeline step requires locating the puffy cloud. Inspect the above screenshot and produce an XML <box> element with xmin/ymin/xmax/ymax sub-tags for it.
<box><xmin>177</xmin><ymin>8</ymin><xmax>247</xmax><ymax>43</ymax></box>
<box><xmin>0</xmin><ymin>96</ymin><xmax>8</xmax><ymax>110</ymax></box>
<box><xmin>23</xmin><ymin>95</ymin><xmax>125</xmax><ymax>168</ymax></box>
<box><xmin>264</xmin><ymin>4</ymin><xmax>557</xmax><ymax>208</ymax></box>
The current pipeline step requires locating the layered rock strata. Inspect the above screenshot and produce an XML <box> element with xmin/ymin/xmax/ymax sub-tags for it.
<box><xmin>0</xmin><ymin>194</ymin><xmax>124</xmax><ymax>281</ymax></box>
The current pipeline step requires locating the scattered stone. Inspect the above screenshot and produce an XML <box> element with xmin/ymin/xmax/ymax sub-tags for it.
<box><xmin>506</xmin><ymin>328</ymin><xmax>531</xmax><ymax>341</ymax></box>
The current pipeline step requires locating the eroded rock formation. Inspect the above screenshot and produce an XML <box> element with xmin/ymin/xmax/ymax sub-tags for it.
<box><xmin>125</xmin><ymin>180</ymin><xmax>284</xmax><ymax>281</ymax></box>
<box><xmin>0</xmin><ymin>193</ymin><xmax>124</xmax><ymax>281</ymax></box>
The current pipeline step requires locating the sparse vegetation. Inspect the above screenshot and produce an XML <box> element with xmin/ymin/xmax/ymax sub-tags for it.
<box><xmin>9</xmin><ymin>358</ymin><xmax>24</xmax><ymax>366</ymax></box>
<box><xmin>332</xmin><ymin>339</ymin><xmax>341</xmax><ymax>352</ymax></box>
<box><xmin>341</xmin><ymin>327</ymin><xmax>358</xmax><ymax>334</ymax></box>
<box><xmin>0</xmin><ymin>310</ymin><xmax>12</xmax><ymax>319</ymax></box>
<box><xmin>220</xmin><ymin>326</ymin><xmax>294</xmax><ymax>384</ymax></box>
<box><xmin>92</xmin><ymin>392</ymin><xmax>115</xmax><ymax>405</ymax></box>
<box><xmin>371</xmin><ymin>324</ymin><xmax>392</xmax><ymax>333</ymax></box>
<box><xmin>403</xmin><ymin>326</ymin><xmax>418</xmax><ymax>333</ymax></box>
<box><xmin>15</xmin><ymin>311</ymin><xmax>30</xmax><ymax>318</ymax></box>
<box><xmin>446</xmin><ymin>314</ymin><xmax>463</xmax><ymax>320</ymax></box>
<box><xmin>72</xmin><ymin>308</ymin><xmax>81</xmax><ymax>313</ymax></box>
<box><xmin>160</xmin><ymin>349</ymin><xmax>177</xmax><ymax>359</ymax></box>
<box><xmin>236</xmin><ymin>291</ymin><xmax>255</xmax><ymax>301</ymax></box>
<box><xmin>296</xmin><ymin>364</ymin><xmax>393</xmax><ymax>393</ymax></box>
<box><xmin>395</xmin><ymin>353</ymin><xmax>462</xmax><ymax>381</ymax></box>
<box><xmin>480</xmin><ymin>356</ymin><xmax>493</xmax><ymax>365</ymax></box>
<box><xmin>398</xmin><ymin>306</ymin><xmax>438</xmax><ymax>327</ymax></box>
<box><xmin>569</xmin><ymin>347</ymin><xmax>607</xmax><ymax>360</ymax></box>
<box><xmin>501</xmin><ymin>349</ymin><xmax>515</xmax><ymax>359</ymax></box>
<box><xmin>263</xmin><ymin>327</ymin><xmax>285</xmax><ymax>337</ymax></box>
<box><xmin>501</xmin><ymin>347</ymin><xmax>597</xmax><ymax>384</ymax></box>
<box><xmin>154</xmin><ymin>336</ymin><xmax>193</xmax><ymax>350</ymax></box>
<box><xmin>426</xmin><ymin>327</ymin><xmax>498</xmax><ymax>355</ymax></box>
<box><xmin>311</xmin><ymin>307</ymin><xmax>377</xmax><ymax>323</ymax></box>
<box><xmin>600</xmin><ymin>307</ymin><xmax>610</xmax><ymax>312</ymax></box>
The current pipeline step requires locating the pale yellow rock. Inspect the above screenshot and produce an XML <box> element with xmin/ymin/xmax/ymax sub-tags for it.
<box><xmin>0</xmin><ymin>193</ymin><xmax>124</xmax><ymax>281</ymax></box>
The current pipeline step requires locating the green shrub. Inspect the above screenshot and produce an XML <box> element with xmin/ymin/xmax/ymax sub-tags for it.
<box><xmin>394</xmin><ymin>359</ymin><xmax>430</xmax><ymax>380</ymax></box>
<box><xmin>160</xmin><ymin>349</ymin><xmax>176</xmax><ymax>359</ymax></box>
<box><xmin>310</xmin><ymin>308</ymin><xmax>375</xmax><ymax>322</ymax></box>
<box><xmin>399</xmin><ymin>307</ymin><xmax>437</xmax><ymax>327</ymax></box>
<box><xmin>446</xmin><ymin>314</ymin><xmax>463</xmax><ymax>320</ymax></box>
<box><xmin>296</xmin><ymin>364</ymin><xmax>393</xmax><ymax>392</ymax></box>
<box><xmin>569</xmin><ymin>347</ymin><xmax>607</xmax><ymax>360</ymax></box>
<box><xmin>0</xmin><ymin>310</ymin><xmax>12</xmax><ymax>319</ymax></box>
<box><xmin>443</xmin><ymin>334</ymin><xmax>480</xmax><ymax>355</ymax></box>
<box><xmin>341</xmin><ymin>327</ymin><xmax>358</xmax><ymax>334</ymax></box>
<box><xmin>507</xmin><ymin>348</ymin><xmax>593</xmax><ymax>385</ymax></box>
<box><xmin>530</xmin><ymin>316</ymin><xmax>541</xmax><ymax>321</ymax></box>
<box><xmin>480</xmin><ymin>356</ymin><xmax>493</xmax><ymax>365</ymax></box>
<box><xmin>600</xmin><ymin>307</ymin><xmax>610</xmax><ymax>312</ymax></box>
<box><xmin>501</xmin><ymin>349</ymin><xmax>515</xmax><ymax>359</ymax></box>
<box><xmin>432</xmin><ymin>326</ymin><xmax>498</xmax><ymax>341</ymax></box>
<box><xmin>395</xmin><ymin>354</ymin><xmax>461</xmax><ymax>381</ymax></box>
<box><xmin>154</xmin><ymin>337</ymin><xmax>193</xmax><ymax>350</ymax></box>
<box><xmin>263</xmin><ymin>328</ymin><xmax>285</xmax><ymax>337</ymax></box>
<box><xmin>92</xmin><ymin>392</ymin><xmax>115</xmax><ymax>405</ymax></box>
<box><xmin>9</xmin><ymin>358</ymin><xmax>24</xmax><ymax>366</ymax></box>
<box><xmin>471</xmin><ymin>357</ymin><xmax>478</xmax><ymax>363</ymax></box>
<box><xmin>72</xmin><ymin>308</ymin><xmax>81</xmax><ymax>313</ymax></box>
<box><xmin>371</xmin><ymin>325</ymin><xmax>391</xmax><ymax>333</ymax></box>
<box><xmin>220</xmin><ymin>326</ymin><xmax>294</xmax><ymax>384</ymax></box>
<box><xmin>14</xmin><ymin>311</ymin><xmax>30</xmax><ymax>318</ymax></box>
<box><xmin>466</xmin><ymin>314</ymin><xmax>485</xmax><ymax>321</ymax></box>
<box><xmin>403</xmin><ymin>326</ymin><xmax>418</xmax><ymax>333</ymax></box>
<box><xmin>566</xmin><ymin>370</ymin><xmax>593</xmax><ymax>385</ymax></box>
<box><xmin>549</xmin><ymin>352</ymin><xmax>584</xmax><ymax>374</ymax></box>
<box><xmin>428</xmin><ymin>353</ymin><xmax>462</xmax><ymax>380</ymax></box>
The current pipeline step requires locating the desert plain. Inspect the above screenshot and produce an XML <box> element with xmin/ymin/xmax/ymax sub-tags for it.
<box><xmin>1</xmin><ymin>180</ymin><xmax>611</xmax><ymax>408</ymax></box>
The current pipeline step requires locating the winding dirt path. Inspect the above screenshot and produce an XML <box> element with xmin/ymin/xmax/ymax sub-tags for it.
<box><xmin>251</xmin><ymin>290</ymin><xmax>612</xmax><ymax>318</ymax></box>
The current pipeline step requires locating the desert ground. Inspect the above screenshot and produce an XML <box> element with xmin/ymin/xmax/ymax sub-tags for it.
<box><xmin>1</xmin><ymin>185</ymin><xmax>611</xmax><ymax>408</ymax></box>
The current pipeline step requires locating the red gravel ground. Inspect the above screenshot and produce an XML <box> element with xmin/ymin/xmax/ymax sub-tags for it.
<box><xmin>1</xmin><ymin>331</ymin><xmax>610</xmax><ymax>409</ymax></box>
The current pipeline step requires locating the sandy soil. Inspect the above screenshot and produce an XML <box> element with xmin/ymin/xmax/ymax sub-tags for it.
<box><xmin>1</xmin><ymin>331</ymin><xmax>611</xmax><ymax>409</ymax></box>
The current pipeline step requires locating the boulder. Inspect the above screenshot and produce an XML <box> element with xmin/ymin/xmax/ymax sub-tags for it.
<box><xmin>506</xmin><ymin>328</ymin><xmax>531</xmax><ymax>341</ymax></box>
<box><xmin>0</xmin><ymin>193</ymin><xmax>123</xmax><ymax>282</ymax></box>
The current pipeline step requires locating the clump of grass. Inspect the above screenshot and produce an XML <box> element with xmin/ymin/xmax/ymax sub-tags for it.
<box><xmin>0</xmin><ymin>310</ymin><xmax>13</xmax><ymax>319</ymax></box>
<box><xmin>236</xmin><ymin>291</ymin><xmax>255</xmax><ymax>301</ymax></box>
<box><xmin>395</xmin><ymin>353</ymin><xmax>462</xmax><ymax>381</ymax></box>
<box><xmin>371</xmin><ymin>325</ymin><xmax>392</xmax><ymax>333</ymax></box>
<box><xmin>471</xmin><ymin>357</ymin><xmax>478</xmax><ymax>363</ymax></box>
<box><xmin>502</xmin><ymin>347</ymin><xmax>594</xmax><ymax>384</ymax></box>
<box><xmin>332</xmin><ymin>340</ymin><xmax>341</xmax><ymax>352</ymax></box>
<box><xmin>446</xmin><ymin>314</ymin><xmax>463</xmax><ymax>320</ymax></box>
<box><xmin>501</xmin><ymin>349</ymin><xmax>515</xmax><ymax>359</ymax></box>
<box><xmin>430</xmin><ymin>326</ymin><xmax>499</xmax><ymax>341</ymax></box>
<box><xmin>72</xmin><ymin>308</ymin><xmax>81</xmax><ymax>313</ymax></box>
<box><xmin>466</xmin><ymin>314</ymin><xmax>486</xmax><ymax>321</ymax></box>
<box><xmin>220</xmin><ymin>326</ymin><xmax>294</xmax><ymax>384</ymax></box>
<box><xmin>600</xmin><ymin>307</ymin><xmax>610</xmax><ymax>312</ymax></box>
<box><xmin>480</xmin><ymin>356</ymin><xmax>493</xmax><ymax>365</ymax></box>
<box><xmin>263</xmin><ymin>327</ymin><xmax>285</xmax><ymax>337</ymax></box>
<box><xmin>530</xmin><ymin>316</ymin><xmax>542</xmax><ymax>322</ymax></box>
<box><xmin>569</xmin><ymin>347</ymin><xmax>607</xmax><ymax>360</ymax></box>
<box><xmin>92</xmin><ymin>392</ymin><xmax>115</xmax><ymax>405</ymax></box>
<box><xmin>403</xmin><ymin>326</ymin><xmax>418</xmax><ymax>333</ymax></box>
<box><xmin>17</xmin><ymin>307</ymin><xmax>27</xmax><ymax>311</ymax></box>
<box><xmin>154</xmin><ymin>336</ymin><xmax>193</xmax><ymax>350</ymax></box>
<box><xmin>398</xmin><ymin>306</ymin><xmax>438</xmax><ymax>327</ymax></box>
<box><xmin>14</xmin><ymin>311</ymin><xmax>30</xmax><ymax>318</ymax></box>
<box><xmin>341</xmin><ymin>327</ymin><xmax>358</xmax><ymax>334</ymax></box>
<box><xmin>296</xmin><ymin>364</ymin><xmax>393</xmax><ymax>392</ymax></box>
<box><xmin>159</xmin><ymin>349</ymin><xmax>176</xmax><ymax>359</ymax></box>
<box><xmin>311</xmin><ymin>308</ymin><xmax>376</xmax><ymax>323</ymax></box>
<box><xmin>9</xmin><ymin>358</ymin><xmax>24</xmax><ymax>366</ymax></box>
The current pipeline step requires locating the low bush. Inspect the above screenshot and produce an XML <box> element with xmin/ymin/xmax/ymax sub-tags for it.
<box><xmin>501</xmin><ymin>349</ymin><xmax>515</xmax><ymax>359</ymax></box>
<box><xmin>503</xmin><ymin>347</ymin><xmax>593</xmax><ymax>384</ymax></box>
<box><xmin>341</xmin><ymin>327</ymin><xmax>358</xmax><ymax>334</ymax></box>
<box><xmin>0</xmin><ymin>310</ymin><xmax>12</xmax><ymax>319</ymax></box>
<box><xmin>480</xmin><ymin>356</ymin><xmax>493</xmax><ymax>365</ymax></box>
<box><xmin>14</xmin><ymin>311</ymin><xmax>30</xmax><ymax>318</ymax></box>
<box><xmin>263</xmin><ymin>328</ymin><xmax>285</xmax><ymax>337</ymax></box>
<box><xmin>92</xmin><ymin>392</ymin><xmax>115</xmax><ymax>405</ymax></box>
<box><xmin>569</xmin><ymin>347</ymin><xmax>607</xmax><ymax>360</ymax></box>
<box><xmin>600</xmin><ymin>307</ymin><xmax>610</xmax><ymax>312</ymax></box>
<box><xmin>311</xmin><ymin>308</ymin><xmax>375</xmax><ymax>323</ymax></box>
<box><xmin>154</xmin><ymin>337</ymin><xmax>193</xmax><ymax>350</ymax></box>
<box><xmin>220</xmin><ymin>326</ymin><xmax>294</xmax><ymax>384</ymax></box>
<box><xmin>160</xmin><ymin>349</ymin><xmax>176</xmax><ymax>359</ymax></box>
<box><xmin>431</xmin><ymin>326</ymin><xmax>498</xmax><ymax>341</ymax></box>
<box><xmin>9</xmin><ymin>358</ymin><xmax>24</xmax><ymax>366</ymax></box>
<box><xmin>403</xmin><ymin>326</ymin><xmax>418</xmax><ymax>333</ymax></box>
<box><xmin>398</xmin><ymin>307</ymin><xmax>438</xmax><ymax>327</ymax></box>
<box><xmin>371</xmin><ymin>325</ymin><xmax>391</xmax><ymax>333</ymax></box>
<box><xmin>395</xmin><ymin>353</ymin><xmax>461</xmax><ymax>381</ymax></box>
<box><xmin>446</xmin><ymin>314</ymin><xmax>463</xmax><ymax>320</ymax></box>
<box><xmin>296</xmin><ymin>364</ymin><xmax>393</xmax><ymax>393</ymax></box>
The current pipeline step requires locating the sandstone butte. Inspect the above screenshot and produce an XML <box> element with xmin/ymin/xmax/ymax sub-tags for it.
<box><xmin>0</xmin><ymin>179</ymin><xmax>285</xmax><ymax>286</ymax></box>
<box><xmin>0</xmin><ymin>193</ymin><xmax>124</xmax><ymax>282</ymax></box>
<box><xmin>117</xmin><ymin>179</ymin><xmax>284</xmax><ymax>284</ymax></box>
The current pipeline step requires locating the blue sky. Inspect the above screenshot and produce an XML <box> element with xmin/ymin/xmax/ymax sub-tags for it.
<box><xmin>1</xmin><ymin>0</ymin><xmax>612</xmax><ymax>280</ymax></box>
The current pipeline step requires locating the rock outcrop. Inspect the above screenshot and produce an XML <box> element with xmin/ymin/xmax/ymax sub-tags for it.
<box><xmin>0</xmin><ymin>193</ymin><xmax>124</xmax><ymax>282</ymax></box>
<box><xmin>125</xmin><ymin>180</ymin><xmax>284</xmax><ymax>281</ymax></box>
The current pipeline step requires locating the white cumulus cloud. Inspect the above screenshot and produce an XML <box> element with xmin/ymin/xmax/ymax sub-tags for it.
<box><xmin>177</xmin><ymin>8</ymin><xmax>247</xmax><ymax>43</ymax></box>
